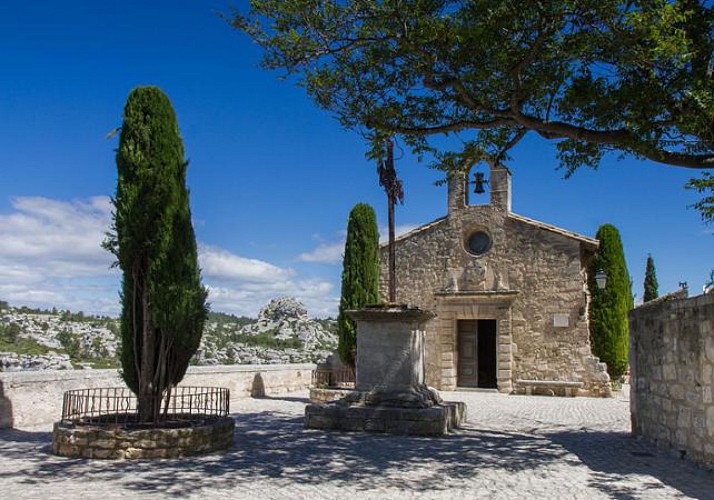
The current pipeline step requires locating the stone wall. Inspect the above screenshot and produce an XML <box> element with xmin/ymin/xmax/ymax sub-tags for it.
<box><xmin>379</xmin><ymin>166</ymin><xmax>609</xmax><ymax>396</ymax></box>
<box><xmin>52</xmin><ymin>416</ymin><xmax>235</xmax><ymax>459</ymax></box>
<box><xmin>0</xmin><ymin>363</ymin><xmax>315</xmax><ymax>429</ymax></box>
<box><xmin>630</xmin><ymin>291</ymin><xmax>714</xmax><ymax>469</ymax></box>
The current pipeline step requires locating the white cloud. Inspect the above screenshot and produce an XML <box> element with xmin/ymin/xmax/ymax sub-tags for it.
<box><xmin>0</xmin><ymin>196</ymin><xmax>114</xmax><ymax>274</ymax></box>
<box><xmin>0</xmin><ymin>196</ymin><xmax>119</xmax><ymax>314</ymax></box>
<box><xmin>199</xmin><ymin>245</ymin><xmax>294</xmax><ymax>283</ymax></box>
<box><xmin>0</xmin><ymin>196</ymin><xmax>338</xmax><ymax>318</ymax></box>
<box><xmin>298</xmin><ymin>242</ymin><xmax>344</xmax><ymax>264</ymax></box>
<box><xmin>296</xmin><ymin>223</ymin><xmax>421</xmax><ymax>268</ymax></box>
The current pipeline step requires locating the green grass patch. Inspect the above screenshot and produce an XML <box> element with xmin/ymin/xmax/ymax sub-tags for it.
<box><xmin>232</xmin><ymin>330</ymin><xmax>303</xmax><ymax>349</ymax></box>
<box><xmin>0</xmin><ymin>336</ymin><xmax>51</xmax><ymax>356</ymax></box>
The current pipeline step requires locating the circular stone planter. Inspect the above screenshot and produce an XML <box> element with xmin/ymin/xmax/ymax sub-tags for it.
<box><xmin>52</xmin><ymin>416</ymin><xmax>235</xmax><ymax>459</ymax></box>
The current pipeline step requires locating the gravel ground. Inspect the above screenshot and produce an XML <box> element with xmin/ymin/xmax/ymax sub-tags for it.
<box><xmin>1</xmin><ymin>388</ymin><xmax>713</xmax><ymax>499</ymax></box>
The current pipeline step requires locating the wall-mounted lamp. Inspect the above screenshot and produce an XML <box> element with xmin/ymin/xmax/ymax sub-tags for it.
<box><xmin>595</xmin><ymin>270</ymin><xmax>607</xmax><ymax>290</ymax></box>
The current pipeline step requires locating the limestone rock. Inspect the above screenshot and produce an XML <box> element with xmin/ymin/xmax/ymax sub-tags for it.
<box><xmin>258</xmin><ymin>297</ymin><xmax>308</xmax><ymax>322</ymax></box>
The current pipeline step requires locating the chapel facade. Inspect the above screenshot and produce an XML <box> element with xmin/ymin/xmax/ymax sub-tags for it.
<box><xmin>379</xmin><ymin>162</ymin><xmax>611</xmax><ymax>396</ymax></box>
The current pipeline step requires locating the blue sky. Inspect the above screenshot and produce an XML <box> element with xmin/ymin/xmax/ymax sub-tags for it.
<box><xmin>1</xmin><ymin>1</ymin><xmax>712</xmax><ymax>318</ymax></box>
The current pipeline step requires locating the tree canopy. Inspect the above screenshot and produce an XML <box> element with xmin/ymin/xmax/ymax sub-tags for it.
<box><xmin>233</xmin><ymin>0</ymin><xmax>714</xmax><ymax>204</ymax></box>
<box><xmin>105</xmin><ymin>86</ymin><xmax>208</xmax><ymax>422</ymax></box>
<box><xmin>588</xmin><ymin>224</ymin><xmax>632</xmax><ymax>380</ymax></box>
<box><xmin>337</xmin><ymin>203</ymin><xmax>380</xmax><ymax>368</ymax></box>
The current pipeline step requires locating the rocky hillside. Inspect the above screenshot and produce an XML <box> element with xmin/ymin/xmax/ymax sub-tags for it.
<box><xmin>196</xmin><ymin>297</ymin><xmax>337</xmax><ymax>365</ymax></box>
<box><xmin>0</xmin><ymin>297</ymin><xmax>337</xmax><ymax>371</ymax></box>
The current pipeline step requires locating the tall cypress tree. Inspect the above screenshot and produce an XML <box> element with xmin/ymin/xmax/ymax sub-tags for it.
<box><xmin>105</xmin><ymin>86</ymin><xmax>208</xmax><ymax>422</ymax></box>
<box><xmin>588</xmin><ymin>224</ymin><xmax>633</xmax><ymax>380</ymax></box>
<box><xmin>337</xmin><ymin>203</ymin><xmax>380</xmax><ymax>368</ymax></box>
<box><xmin>643</xmin><ymin>254</ymin><xmax>659</xmax><ymax>302</ymax></box>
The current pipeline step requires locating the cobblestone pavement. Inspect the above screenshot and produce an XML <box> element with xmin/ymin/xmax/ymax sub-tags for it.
<box><xmin>1</xmin><ymin>389</ymin><xmax>713</xmax><ymax>499</ymax></box>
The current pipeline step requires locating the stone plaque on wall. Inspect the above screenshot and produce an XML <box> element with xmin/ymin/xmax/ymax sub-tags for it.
<box><xmin>553</xmin><ymin>314</ymin><xmax>569</xmax><ymax>328</ymax></box>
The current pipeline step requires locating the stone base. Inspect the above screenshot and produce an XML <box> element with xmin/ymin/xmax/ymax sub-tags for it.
<box><xmin>305</xmin><ymin>401</ymin><xmax>466</xmax><ymax>436</ymax></box>
<box><xmin>309</xmin><ymin>387</ymin><xmax>352</xmax><ymax>403</ymax></box>
<box><xmin>52</xmin><ymin>416</ymin><xmax>235</xmax><ymax>459</ymax></box>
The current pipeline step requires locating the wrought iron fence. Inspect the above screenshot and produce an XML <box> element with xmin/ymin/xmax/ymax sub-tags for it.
<box><xmin>60</xmin><ymin>386</ymin><xmax>230</xmax><ymax>426</ymax></box>
<box><xmin>311</xmin><ymin>367</ymin><xmax>355</xmax><ymax>389</ymax></box>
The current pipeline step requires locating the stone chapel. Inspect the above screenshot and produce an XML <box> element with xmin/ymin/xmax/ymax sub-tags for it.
<box><xmin>378</xmin><ymin>162</ymin><xmax>611</xmax><ymax>397</ymax></box>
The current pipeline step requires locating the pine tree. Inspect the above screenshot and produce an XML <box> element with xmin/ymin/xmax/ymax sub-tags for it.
<box><xmin>105</xmin><ymin>86</ymin><xmax>208</xmax><ymax>422</ymax></box>
<box><xmin>643</xmin><ymin>254</ymin><xmax>659</xmax><ymax>302</ymax></box>
<box><xmin>588</xmin><ymin>224</ymin><xmax>633</xmax><ymax>380</ymax></box>
<box><xmin>337</xmin><ymin>203</ymin><xmax>380</xmax><ymax>368</ymax></box>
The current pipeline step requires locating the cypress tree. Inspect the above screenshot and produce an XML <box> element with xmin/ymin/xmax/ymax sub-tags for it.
<box><xmin>337</xmin><ymin>203</ymin><xmax>380</xmax><ymax>368</ymax></box>
<box><xmin>105</xmin><ymin>86</ymin><xmax>208</xmax><ymax>422</ymax></box>
<box><xmin>643</xmin><ymin>254</ymin><xmax>659</xmax><ymax>302</ymax></box>
<box><xmin>588</xmin><ymin>224</ymin><xmax>633</xmax><ymax>380</ymax></box>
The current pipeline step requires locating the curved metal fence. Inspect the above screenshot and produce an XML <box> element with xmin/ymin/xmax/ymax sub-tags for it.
<box><xmin>311</xmin><ymin>368</ymin><xmax>355</xmax><ymax>389</ymax></box>
<box><xmin>60</xmin><ymin>386</ymin><xmax>230</xmax><ymax>426</ymax></box>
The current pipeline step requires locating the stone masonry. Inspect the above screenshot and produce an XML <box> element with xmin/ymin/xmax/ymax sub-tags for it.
<box><xmin>52</xmin><ymin>416</ymin><xmax>235</xmax><ymax>459</ymax></box>
<box><xmin>380</xmin><ymin>162</ymin><xmax>610</xmax><ymax>396</ymax></box>
<box><xmin>630</xmin><ymin>290</ymin><xmax>714</xmax><ymax>469</ymax></box>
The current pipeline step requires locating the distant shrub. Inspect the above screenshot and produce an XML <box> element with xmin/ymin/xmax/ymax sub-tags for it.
<box><xmin>232</xmin><ymin>330</ymin><xmax>303</xmax><ymax>350</ymax></box>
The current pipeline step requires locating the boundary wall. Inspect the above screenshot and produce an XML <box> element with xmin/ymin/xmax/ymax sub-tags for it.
<box><xmin>0</xmin><ymin>363</ymin><xmax>315</xmax><ymax>429</ymax></box>
<box><xmin>630</xmin><ymin>291</ymin><xmax>714</xmax><ymax>469</ymax></box>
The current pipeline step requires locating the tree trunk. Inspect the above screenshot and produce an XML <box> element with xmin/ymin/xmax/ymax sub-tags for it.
<box><xmin>138</xmin><ymin>285</ymin><xmax>158</xmax><ymax>422</ymax></box>
<box><xmin>388</xmin><ymin>196</ymin><xmax>396</xmax><ymax>304</ymax></box>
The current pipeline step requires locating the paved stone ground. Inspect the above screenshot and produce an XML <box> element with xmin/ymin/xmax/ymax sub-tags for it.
<box><xmin>1</xmin><ymin>389</ymin><xmax>713</xmax><ymax>499</ymax></box>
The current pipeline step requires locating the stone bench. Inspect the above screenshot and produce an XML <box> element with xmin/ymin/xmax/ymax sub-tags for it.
<box><xmin>515</xmin><ymin>379</ymin><xmax>584</xmax><ymax>397</ymax></box>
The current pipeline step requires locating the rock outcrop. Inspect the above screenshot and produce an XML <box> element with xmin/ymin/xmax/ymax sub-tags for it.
<box><xmin>242</xmin><ymin>297</ymin><xmax>337</xmax><ymax>350</ymax></box>
<box><xmin>195</xmin><ymin>297</ymin><xmax>337</xmax><ymax>365</ymax></box>
<box><xmin>0</xmin><ymin>351</ymin><xmax>73</xmax><ymax>371</ymax></box>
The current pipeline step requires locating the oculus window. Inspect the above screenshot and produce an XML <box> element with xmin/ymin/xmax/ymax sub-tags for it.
<box><xmin>467</xmin><ymin>231</ymin><xmax>492</xmax><ymax>256</ymax></box>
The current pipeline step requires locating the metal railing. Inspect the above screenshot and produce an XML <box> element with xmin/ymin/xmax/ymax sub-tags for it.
<box><xmin>60</xmin><ymin>386</ymin><xmax>230</xmax><ymax>426</ymax></box>
<box><xmin>311</xmin><ymin>367</ymin><xmax>355</xmax><ymax>389</ymax></box>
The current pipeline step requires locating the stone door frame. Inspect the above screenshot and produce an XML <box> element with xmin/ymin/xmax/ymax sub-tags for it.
<box><xmin>434</xmin><ymin>291</ymin><xmax>517</xmax><ymax>393</ymax></box>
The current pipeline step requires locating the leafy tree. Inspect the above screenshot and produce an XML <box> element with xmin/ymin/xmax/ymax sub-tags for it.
<box><xmin>233</xmin><ymin>1</ymin><xmax>714</xmax><ymax>216</ymax></box>
<box><xmin>104</xmin><ymin>86</ymin><xmax>208</xmax><ymax>423</ymax></box>
<box><xmin>4</xmin><ymin>322</ymin><xmax>21</xmax><ymax>343</ymax></box>
<box><xmin>643</xmin><ymin>254</ymin><xmax>659</xmax><ymax>302</ymax></box>
<box><xmin>686</xmin><ymin>172</ymin><xmax>714</xmax><ymax>223</ymax></box>
<box><xmin>588</xmin><ymin>224</ymin><xmax>633</xmax><ymax>379</ymax></box>
<box><xmin>337</xmin><ymin>203</ymin><xmax>380</xmax><ymax>368</ymax></box>
<box><xmin>57</xmin><ymin>329</ymin><xmax>81</xmax><ymax>359</ymax></box>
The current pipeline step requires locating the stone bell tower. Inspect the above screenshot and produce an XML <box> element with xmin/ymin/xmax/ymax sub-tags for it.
<box><xmin>447</xmin><ymin>161</ymin><xmax>512</xmax><ymax>215</ymax></box>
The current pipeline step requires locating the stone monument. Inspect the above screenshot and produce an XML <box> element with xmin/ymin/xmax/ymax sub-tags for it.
<box><xmin>305</xmin><ymin>305</ymin><xmax>466</xmax><ymax>436</ymax></box>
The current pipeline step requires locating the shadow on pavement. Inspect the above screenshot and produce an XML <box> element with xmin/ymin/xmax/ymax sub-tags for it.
<box><xmin>546</xmin><ymin>429</ymin><xmax>714</xmax><ymax>500</ymax></box>
<box><xmin>2</xmin><ymin>411</ymin><xmax>714</xmax><ymax>498</ymax></box>
<box><xmin>0</xmin><ymin>410</ymin><xmax>566</xmax><ymax>496</ymax></box>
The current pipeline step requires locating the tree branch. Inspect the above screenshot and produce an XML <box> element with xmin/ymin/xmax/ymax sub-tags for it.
<box><xmin>385</xmin><ymin>118</ymin><xmax>514</xmax><ymax>136</ymax></box>
<box><xmin>523</xmin><ymin>115</ymin><xmax>714</xmax><ymax>168</ymax></box>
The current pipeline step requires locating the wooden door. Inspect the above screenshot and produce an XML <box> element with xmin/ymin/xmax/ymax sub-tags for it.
<box><xmin>457</xmin><ymin>320</ymin><xmax>478</xmax><ymax>387</ymax></box>
<box><xmin>457</xmin><ymin>319</ymin><xmax>498</xmax><ymax>388</ymax></box>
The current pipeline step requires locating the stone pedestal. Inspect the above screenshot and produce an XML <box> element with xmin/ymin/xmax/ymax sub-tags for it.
<box><xmin>305</xmin><ymin>306</ymin><xmax>466</xmax><ymax>436</ymax></box>
<box><xmin>353</xmin><ymin>307</ymin><xmax>428</xmax><ymax>391</ymax></box>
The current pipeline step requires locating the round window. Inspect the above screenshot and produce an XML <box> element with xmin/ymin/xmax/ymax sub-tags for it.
<box><xmin>466</xmin><ymin>231</ymin><xmax>492</xmax><ymax>256</ymax></box>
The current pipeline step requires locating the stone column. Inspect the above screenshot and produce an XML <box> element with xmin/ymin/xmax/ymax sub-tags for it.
<box><xmin>489</xmin><ymin>162</ymin><xmax>511</xmax><ymax>212</ymax></box>
<box><xmin>348</xmin><ymin>306</ymin><xmax>438</xmax><ymax>407</ymax></box>
<box><xmin>447</xmin><ymin>170</ymin><xmax>468</xmax><ymax>215</ymax></box>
